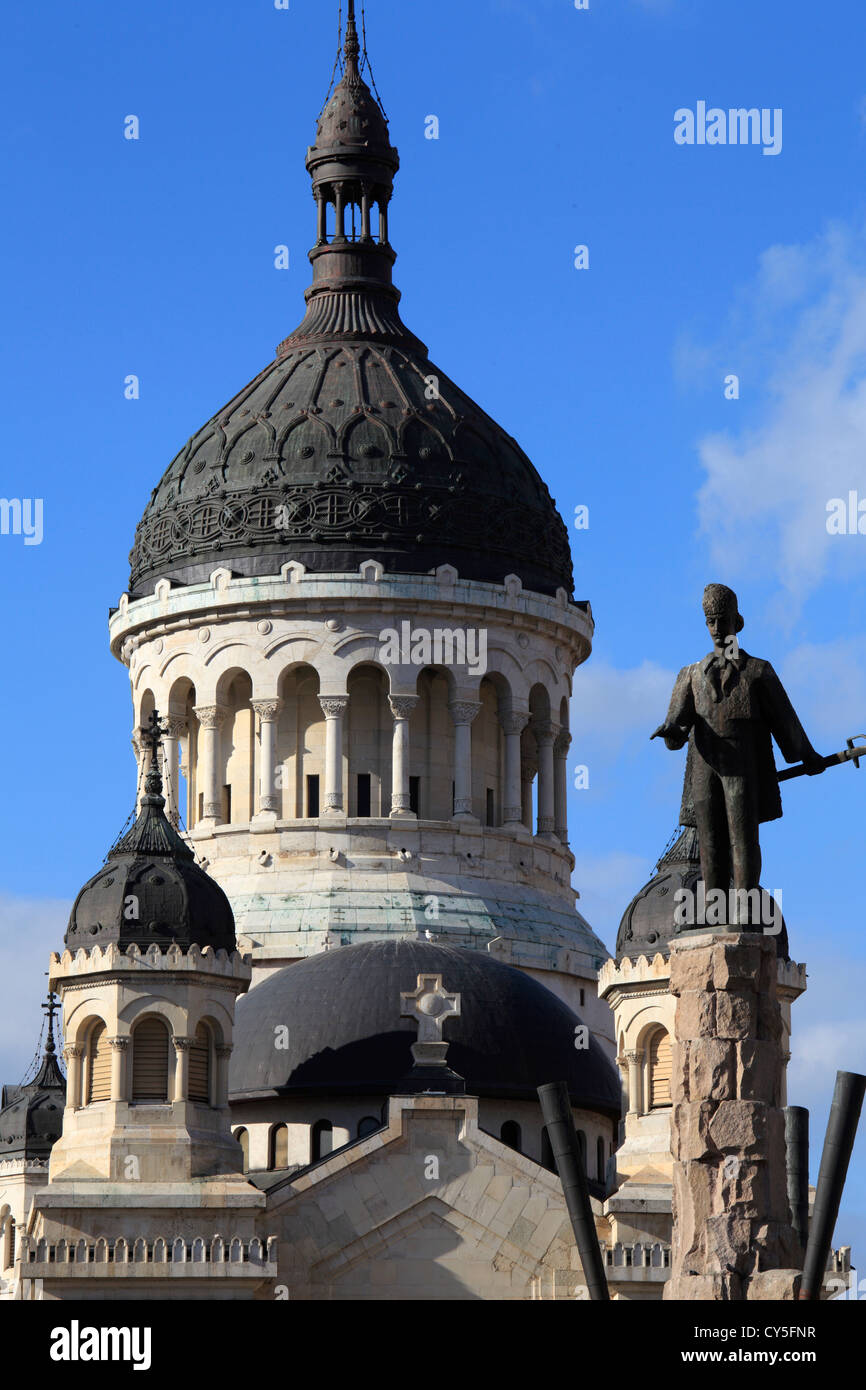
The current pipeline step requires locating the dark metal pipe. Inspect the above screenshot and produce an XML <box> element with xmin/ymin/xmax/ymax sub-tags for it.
<box><xmin>784</xmin><ymin>1105</ymin><xmax>809</xmax><ymax>1259</ymax></box>
<box><xmin>537</xmin><ymin>1080</ymin><xmax>609</xmax><ymax>1301</ymax></box>
<box><xmin>799</xmin><ymin>1071</ymin><xmax>865</xmax><ymax>1300</ymax></box>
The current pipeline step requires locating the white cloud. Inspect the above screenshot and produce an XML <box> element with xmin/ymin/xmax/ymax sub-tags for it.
<box><xmin>690</xmin><ymin>223</ymin><xmax>866</xmax><ymax>616</ymax></box>
<box><xmin>570</xmin><ymin>658</ymin><xmax>675</xmax><ymax>754</ymax></box>
<box><xmin>781</xmin><ymin>637</ymin><xmax>866</xmax><ymax>741</ymax></box>
<box><xmin>0</xmin><ymin>896</ymin><xmax>70</xmax><ymax>1086</ymax></box>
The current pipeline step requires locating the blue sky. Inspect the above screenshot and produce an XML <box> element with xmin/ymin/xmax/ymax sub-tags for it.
<box><xmin>1</xmin><ymin>0</ymin><xmax>865</xmax><ymax>1279</ymax></box>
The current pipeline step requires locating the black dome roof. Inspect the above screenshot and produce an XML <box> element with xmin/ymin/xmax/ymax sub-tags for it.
<box><xmin>127</xmin><ymin>12</ymin><xmax>573</xmax><ymax>601</ymax></box>
<box><xmin>616</xmin><ymin>827</ymin><xmax>789</xmax><ymax>962</ymax></box>
<box><xmin>0</xmin><ymin>1040</ymin><xmax>65</xmax><ymax>1161</ymax></box>
<box><xmin>229</xmin><ymin>939</ymin><xmax>621</xmax><ymax>1116</ymax></box>
<box><xmin>66</xmin><ymin>736</ymin><xmax>236</xmax><ymax>955</ymax></box>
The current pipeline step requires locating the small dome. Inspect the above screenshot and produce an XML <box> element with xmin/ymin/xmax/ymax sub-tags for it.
<box><xmin>616</xmin><ymin>827</ymin><xmax>789</xmax><ymax>961</ymax></box>
<box><xmin>0</xmin><ymin>1026</ymin><xmax>65</xmax><ymax>1161</ymax></box>
<box><xmin>66</xmin><ymin>736</ymin><xmax>236</xmax><ymax>954</ymax></box>
<box><xmin>229</xmin><ymin>939</ymin><xmax>621</xmax><ymax>1115</ymax></box>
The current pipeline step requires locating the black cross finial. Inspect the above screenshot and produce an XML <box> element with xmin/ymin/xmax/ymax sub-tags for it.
<box><xmin>141</xmin><ymin>708</ymin><xmax>166</xmax><ymax>796</ymax></box>
<box><xmin>41</xmin><ymin>991</ymin><xmax>58</xmax><ymax>1054</ymax></box>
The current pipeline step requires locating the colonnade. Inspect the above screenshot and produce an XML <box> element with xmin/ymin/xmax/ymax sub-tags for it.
<box><xmin>138</xmin><ymin>688</ymin><xmax>573</xmax><ymax>844</ymax></box>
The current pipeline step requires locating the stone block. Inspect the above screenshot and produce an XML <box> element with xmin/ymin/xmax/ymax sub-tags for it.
<box><xmin>676</xmin><ymin>990</ymin><xmax>717</xmax><ymax>1039</ymax></box>
<box><xmin>671</xmin><ymin>1044</ymin><xmax>689</xmax><ymax>1103</ymax></box>
<box><xmin>704</xmin><ymin>1214</ymin><xmax>753</xmax><ymax>1275</ymax></box>
<box><xmin>670</xmin><ymin>1101</ymin><xmax>719</xmax><ymax>1162</ymax></box>
<box><xmin>664</xmin><ymin>1272</ymin><xmax>743</xmax><ymax>1301</ymax></box>
<box><xmin>746</xmin><ymin>1269</ymin><xmax>801</xmax><ymax>1301</ymax></box>
<box><xmin>715</xmin><ymin>991</ymin><xmax>757</xmax><ymax>1040</ymax></box>
<box><xmin>688</xmin><ymin>1038</ymin><xmax>736</xmax><ymax>1101</ymax></box>
<box><xmin>712</xmin><ymin>941</ymin><xmax>762</xmax><ymax>991</ymax></box>
<box><xmin>669</xmin><ymin>947</ymin><xmax>714</xmax><ymax>997</ymax></box>
<box><xmin>671</xmin><ymin>1159</ymin><xmax>715</xmax><ymax>1260</ymax></box>
<box><xmin>736</xmin><ymin>1040</ymin><xmax>781</xmax><ymax>1104</ymax></box>
<box><xmin>708</xmin><ymin>1100</ymin><xmax>768</xmax><ymax>1155</ymax></box>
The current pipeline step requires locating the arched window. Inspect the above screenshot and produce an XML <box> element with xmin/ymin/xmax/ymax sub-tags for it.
<box><xmin>87</xmin><ymin>1022</ymin><xmax>112</xmax><ymax>1104</ymax></box>
<box><xmin>131</xmin><ymin>1017</ymin><xmax>170</xmax><ymax>1102</ymax></box>
<box><xmin>540</xmin><ymin>1125</ymin><xmax>555</xmax><ymax>1173</ymax></box>
<box><xmin>648</xmin><ymin>1029</ymin><xmax>673</xmax><ymax>1109</ymax></box>
<box><xmin>269</xmin><ymin>1124</ymin><xmax>289</xmax><ymax>1170</ymax></box>
<box><xmin>357</xmin><ymin>1116</ymin><xmax>379</xmax><ymax>1140</ymax></box>
<box><xmin>500</xmin><ymin>1120</ymin><xmax>522</xmax><ymax>1153</ymax></box>
<box><xmin>188</xmin><ymin>1022</ymin><xmax>211</xmax><ymax>1104</ymax></box>
<box><xmin>576</xmin><ymin>1129</ymin><xmax>587</xmax><ymax>1171</ymax></box>
<box><xmin>234</xmin><ymin>1127</ymin><xmax>249</xmax><ymax>1172</ymax></box>
<box><xmin>597</xmin><ymin>1136</ymin><xmax>606</xmax><ymax>1182</ymax></box>
<box><xmin>311</xmin><ymin>1120</ymin><xmax>333</xmax><ymax>1163</ymax></box>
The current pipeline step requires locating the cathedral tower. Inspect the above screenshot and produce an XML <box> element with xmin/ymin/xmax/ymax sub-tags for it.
<box><xmin>108</xmin><ymin>2</ymin><xmax>610</xmax><ymax>1043</ymax></box>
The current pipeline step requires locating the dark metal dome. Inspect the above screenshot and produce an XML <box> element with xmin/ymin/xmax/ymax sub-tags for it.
<box><xmin>0</xmin><ymin>1010</ymin><xmax>65</xmax><ymax>1160</ymax></box>
<box><xmin>127</xmin><ymin>7</ymin><xmax>573</xmax><ymax>601</ymax></box>
<box><xmin>229</xmin><ymin>938</ymin><xmax>621</xmax><ymax>1115</ymax></box>
<box><xmin>66</xmin><ymin>721</ymin><xmax>236</xmax><ymax>955</ymax></box>
<box><xmin>616</xmin><ymin>827</ymin><xmax>789</xmax><ymax>962</ymax></box>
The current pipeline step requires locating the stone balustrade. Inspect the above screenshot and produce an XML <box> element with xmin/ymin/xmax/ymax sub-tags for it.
<box><xmin>20</xmin><ymin>1233</ymin><xmax>278</xmax><ymax>1279</ymax></box>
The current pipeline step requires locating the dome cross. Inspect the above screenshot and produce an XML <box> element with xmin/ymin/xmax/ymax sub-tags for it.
<box><xmin>400</xmin><ymin>973</ymin><xmax>461</xmax><ymax>1071</ymax></box>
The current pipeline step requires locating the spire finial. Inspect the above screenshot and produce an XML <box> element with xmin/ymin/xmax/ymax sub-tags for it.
<box><xmin>141</xmin><ymin>708</ymin><xmax>166</xmax><ymax>798</ymax></box>
<box><xmin>344</xmin><ymin>0</ymin><xmax>361</xmax><ymax>79</ymax></box>
<box><xmin>41</xmin><ymin>991</ymin><xmax>58</xmax><ymax>1056</ymax></box>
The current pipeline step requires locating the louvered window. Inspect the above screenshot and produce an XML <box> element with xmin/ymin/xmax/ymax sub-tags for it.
<box><xmin>189</xmin><ymin>1023</ymin><xmax>211</xmax><ymax>1104</ymax></box>
<box><xmin>131</xmin><ymin>1018</ymin><xmax>170</xmax><ymax>1102</ymax></box>
<box><xmin>87</xmin><ymin>1022</ymin><xmax>112</xmax><ymax>1103</ymax></box>
<box><xmin>649</xmin><ymin>1030</ymin><xmax>672</xmax><ymax>1109</ymax></box>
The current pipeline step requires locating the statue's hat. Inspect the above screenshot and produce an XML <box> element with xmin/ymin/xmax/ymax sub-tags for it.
<box><xmin>702</xmin><ymin>583</ymin><xmax>744</xmax><ymax>633</ymax></box>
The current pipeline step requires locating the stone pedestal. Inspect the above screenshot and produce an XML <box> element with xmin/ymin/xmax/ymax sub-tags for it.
<box><xmin>664</xmin><ymin>931</ymin><xmax>801</xmax><ymax>1301</ymax></box>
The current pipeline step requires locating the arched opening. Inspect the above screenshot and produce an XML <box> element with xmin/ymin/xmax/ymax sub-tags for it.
<box><xmin>597</xmin><ymin>1136</ymin><xmax>606</xmax><ymax>1183</ymax></box>
<box><xmin>276</xmin><ymin>663</ymin><xmax>322</xmax><ymax>819</ymax></box>
<box><xmin>347</xmin><ymin>664</ymin><xmax>391</xmax><ymax>817</ymax></box>
<box><xmin>576</xmin><ymin>1129</ymin><xmax>587</xmax><ymax>1172</ymax></box>
<box><xmin>167</xmin><ymin>675</ymin><xmax>196</xmax><ymax>829</ymax></box>
<box><xmin>647</xmin><ymin>1028</ymin><xmax>673</xmax><ymax>1110</ymax></box>
<box><xmin>269</xmin><ymin>1123</ymin><xmax>289</xmax><ymax>1169</ymax></box>
<box><xmin>473</xmin><ymin>677</ymin><xmax>503</xmax><ymax>827</ymax></box>
<box><xmin>188</xmin><ymin>1021</ymin><xmax>211</xmax><ymax>1104</ymax></box>
<box><xmin>311</xmin><ymin>1119</ymin><xmax>334</xmax><ymax>1163</ymax></box>
<box><xmin>131</xmin><ymin>1016</ymin><xmax>171</xmax><ymax>1103</ymax></box>
<box><xmin>233</xmin><ymin>1127</ymin><xmax>249</xmax><ymax>1173</ymax></box>
<box><xmin>86</xmin><ymin>1021</ymin><xmax>112</xmax><ymax>1105</ymax></box>
<box><xmin>500</xmin><ymin>1120</ymin><xmax>522</xmax><ymax>1153</ymax></box>
<box><xmin>216</xmin><ymin>669</ymin><xmax>254</xmax><ymax>825</ymax></box>
<box><xmin>357</xmin><ymin>1115</ymin><xmax>379</xmax><ymax>1140</ymax></box>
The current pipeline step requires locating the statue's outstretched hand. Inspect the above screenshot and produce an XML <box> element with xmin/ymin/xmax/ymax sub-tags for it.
<box><xmin>802</xmin><ymin>750</ymin><xmax>825</xmax><ymax>776</ymax></box>
<box><xmin>651</xmin><ymin>722</ymin><xmax>688</xmax><ymax>750</ymax></box>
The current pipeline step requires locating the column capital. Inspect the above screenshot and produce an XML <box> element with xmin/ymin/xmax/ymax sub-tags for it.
<box><xmin>448</xmin><ymin>700</ymin><xmax>482</xmax><ymax>727</ymax></box>
<box><xmin>389</xmin><ymin>695</ymin><xmax>419</xmax><ymax>721</ymax></box>
<box><xmin>194</xmin><ymin>704</ymin><xmax>227</xmax><ymax>730</ymax></box>
<box><xmin>251</xmin><ymin>698</ymin><xmax>283</xmax><ymax>723</ymax></box>
<box><xmin>623</xmin><ymin>1049</ymin><xmax>643</xmax><ymax>1066</ymax></box>
<box><xmin>554</xmin><ymin>730</ymin><xmax>572</xmax><ymax>758</ymax></box>
<box><xmin>107</xmin><ymin>1036</ymin><xmax>130</xmax><ymax>1053</ymax></box>
<box><xmin>215</xmin><ymin>1044</ymin><xmax>233</xmax><ymax>1060</ymax></box>
<box><xmin>172</xmin><ymin>1036</ymin><xmax>196</xmax><ymax>1052</ymax></box>
<box><xmin>533</xmin><ymin>720</ymin><xmax>557</xmax><ymax>748</ymax></box>
<box><xmin>163</xmin><ymin>714</ymin><xmax>188</xmax><ymax>739</ymax></box>
<box><xmin>63</xmin><ymin>1043</ymin><xmax>85</xmax><ymax>1061</ymax></box>
<box><xmin>318</xmin><ymin>695</ymin><xmax>349</xmax><ymax>719</ymax></box>
<box><xmin>499</xmin><ymin>707</ymin><xmax>530</xmax><ymax>736</ymax></box>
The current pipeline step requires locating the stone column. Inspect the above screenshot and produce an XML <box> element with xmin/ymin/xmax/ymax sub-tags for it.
<box><xmin>193</xmin><ymin>706</ymin><xmax>226</xmax><ymax>823</ymax></box>
<box><xmin>131</xmin><ymin>730</ymin><xmax>145</xmax><ymax>814</ymax></box>
<box><xmin>172</xmin><ymin>1037</ymin><xmax>194</xmax><ymax>1104</ymax></box>
<box><xmin>215</xmin><ymin>1044</ymin><xmax>233</xmax><ymax>1108</ymax></box>
<box><xmin>520</xmin><ymin>755</ymin><xmax>537</xmax><ymax>832</ymax></box>
<box><xmin>162</xmin><ymin>716</ymin><xmax>186</xmax><ymax>828</ymax></box>
<box><xmin>388</xmin><ymin>696</ymin><xmax>419</xmax><ymax>818</ymax></box>
<box><xmin>252</xmin><ymin>699</ymin><xmax>282</xmax><ymax>818</ymax></box>
<box><xmin>500</xmin><ymin>708</ymin><xmax>530</xmax><ymax>829</ymax></box>
<box><xmin>62</xmin><ymin>1043</ymin><xmax>84</xmax><ymax>1109</ymax></box>
<box><xmin>319</xmin><ymin>696</ymin><xmax>348</xmax><ymax>815</ymax></box>
<box><xmin>449</xmin><ymin>701</ymin><xmax>482</xmax><ymax>821</ymax></box>
<box><xmin>553</xmin><ymin>730</ymin><xmax>572</xmax><ymax>844</ymax></box>
<box><xmin>623</xmin><ymin>1050</ymin><xmax>642</xmax><ymax>1117</ymax></box>
<box><xmin>665</xmin><ymin>931</ymin><xmax>800</xmax><ymax>1302</ymax></box>
<box><xmin>534</xmin><ymin>721</ymin><xmax>557</xmax><ymax>838</ymax></box>
<box><xmin>108</xmin><ymin>1037</ymin><xmax>129</xmax><ymax>1103</ymax></box>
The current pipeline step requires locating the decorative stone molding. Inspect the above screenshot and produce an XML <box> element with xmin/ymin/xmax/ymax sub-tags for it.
<box><xmin>318</xmin><ymin>696</ymin><xmax>349</xmax><ymax>719</ymax></box>
<box><xmin>537</xmin><ymin>816</ymin><xmax>556</xmax><ymax>835</ymax></box>
<box><xmin>48</xmin><ymin>942</ymin><xmax>252</xmax><ymax>983</ymax></box>
<box><xmin>193</xmin><ymin>705</ymin><xmax>227</xmax><ymax>730</ymax></box>
<box><xmin>107</xmin><ymin>1037</ymin><xmax>130</xmax><ymax>1052</ymax></box>
<box><xmin>388</xmin><ymin>695</ymin><xmax>419</xmax><ymax>720</ymax></box>
<box><xmin>251</xmin><ymin>699</ymin><xmax>282</xmax><ymax>723</ymax></box>
<box><xmin>500</xmin><ymin>709</ymin><xmax>530</xmax><ymax>737</ymax></box>
<box><xmin>172</xmin><ymin>1037</ymin><xmax>195</xmax><ymax>1052</ymax></box>
<box><xmin>554</xmin><ymin>731</ymin><xmax>572</xmax><ymax>758</ymax></box>
<box><xmin>62</xmin><ymin>1043</ymin><xmax>85</xmax><ymax>1062</ymax></box>
<box><xmin>448</xmin><ymin>701</ymin><xmax>482</xmax><ymax>726</ymax></box>
<box><xmin>163</xmin><ymin>715</ymin><xmax>188</xmax><ymax>740</ymax></box>
<box><xmin>533</xmin><ymin>721</ymin><xmax>556</xmax><ymax>748</ymax></box>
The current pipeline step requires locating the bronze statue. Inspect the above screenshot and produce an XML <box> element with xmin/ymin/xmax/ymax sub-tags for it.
<box><xmin>651</xmin><ymin>584</ymin><xmax>824</xmax><ymax>903</ymax></box>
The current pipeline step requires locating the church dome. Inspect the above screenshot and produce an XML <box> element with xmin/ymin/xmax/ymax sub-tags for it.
<box><xmin>616</xmin><ymin>827</ymin><xmax>789</xmax><ymax>961</ymax></box>
<box><xmin>127</xmin><ymin>6</ymin><xmax>573</xmax><ymax>601</ymax></box>
<box><xmin>66</xmin><ymin>718</ymin><xmax>236</xmax><ymax>955</ymax></box>
<box><xmin>229</xmin><ymin>938</ymin><xmax>621</xmax><ymax>1115</ymax></box>
<box><xmin>0</xmin><ymin>1008</ymin><xmax>65</xmax><ymax>1160</ymax></box>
